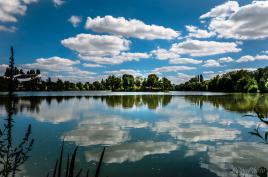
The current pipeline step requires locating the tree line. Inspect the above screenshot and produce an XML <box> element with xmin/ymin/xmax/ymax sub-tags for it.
<box><xmin>3</xmin><ymin>65</ymin><xmax>268</xmax><ymax>93</ymax></box>
<box><xmin>2</xmin><ymin>66</ymin><xmax>268</xmax><ymax>92</ymax></box>
<box><xmin>176</xmin><ymin>67</ymin><xmax>268</xmax><ymax>93</ymax></box>
<box><xmin>0</xmin><ymin>67</ymin><xmax>173</xmax><ymax>91</ymax></box>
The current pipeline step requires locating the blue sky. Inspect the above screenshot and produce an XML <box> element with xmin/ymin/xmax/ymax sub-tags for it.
<box><xmin>0</xmin><ymin>0</ymin><xmax>268</xmax><ymax>83</ymax></box>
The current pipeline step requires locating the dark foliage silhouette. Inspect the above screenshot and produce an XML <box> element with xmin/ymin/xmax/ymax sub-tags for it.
<box><xmin>0</xmin><ymin>47</ymin><xmax>34</xmax><ymax>177</ymax></box>
<box><xmin>47</xmin><ymin>141</ymin><xmax>106</xmax><ymax>177</ymax></box>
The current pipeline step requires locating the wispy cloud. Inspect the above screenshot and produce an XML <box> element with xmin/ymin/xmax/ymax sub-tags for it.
<box><xmin>68</xmin><ymin>15</ymin><xmax>82</xmax><ymax>27</ymax></box>
<box><xmin>153</xmin><ymin>66</ymin><xmax>196</xmax><ymax>73</ymax></box>
<box><xmin>53</xmin><ymin>0</ymin><xmax>64</xmax><ymax>7</ymax></box>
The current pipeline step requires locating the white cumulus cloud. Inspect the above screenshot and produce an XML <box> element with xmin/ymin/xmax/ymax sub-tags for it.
<box><xmin>85</xmin><ymin>15</ymin><xmax>180</xmax><ymax>40</ymax></box>
<box><xmin>202</xmin><ymin>1</ymin><xmax>268</xmax><ymax>40</ymax></box>
<box><xmin>23</xmin><ymin>56</ymin><xmax>80</xmax><ymax>72</ymax></box>
<box><xmin>81</xmin><ymin>52</ymin><xmax>150</xmax><ymax>65</ymax></box>
<box><xmin>200</xmin><ymin>1</ymin><xmax>239</xmax><ymax>19</ymax></box>
<box><xmin>61</xmin><ymin>33</ymin><xmax>130</xmax><ymax>57</ymax></box>
<box><xmin>0</xmin><ymin>0</ymin><xmax>37</xmax><ymax>22</ymax></box>
<box><xmin>186</xmin><ymin>25</ymin><xmax>215</xmax><ymax>38</ymax></box>
<box><xmin>236</xmin><ymin>54</ymin><xmax>268</xmax><ymax>63</ymax></box>
<box><xmin>151</xmin><ymin>48</ymin><xmax>179</xmax><ymax>60</ymax></box>
<box><xmin>151</xmin><ymin>48</ymin><xmax>202</xmax><ymax>64</ymax></box>
<box><xmin>170</xmin><ymin>39</ymin><xmax>241</xmax><ymax>57</ymax></box>
<box><xmin>218</xmin><ymin>57</ymin><xmax>234</xmax><ymax>63</ymax></box>
<box><xmin>203</xmin><ymin>59</ymin><xmax>221</xmax><ymax>67</ymax></box>
<box><xmin>61</xmin><ymin>33</ymin><xmax>150</xmax><ymax>65</ymax></box>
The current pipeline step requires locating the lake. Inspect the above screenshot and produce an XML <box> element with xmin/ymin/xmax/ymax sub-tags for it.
<box><xmin>0</xmin><ymin>91</ymin><xmax>268</xmax><ymax>177</ymax></box>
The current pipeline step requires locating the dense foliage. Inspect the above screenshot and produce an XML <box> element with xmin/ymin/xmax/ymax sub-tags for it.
<box><xmin>176</xmin><ymin>67</ymin><xmax>268</xmax><ymax>93</ymax></box>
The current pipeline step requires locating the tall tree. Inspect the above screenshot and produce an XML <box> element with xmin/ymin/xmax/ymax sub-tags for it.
<box><xmin>147</xmin><ymin>74</ymin><xmax>159</xmax><ymax>90</ymax></box>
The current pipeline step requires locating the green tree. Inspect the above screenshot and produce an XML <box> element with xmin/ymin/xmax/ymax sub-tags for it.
<box><xmin>208</xmin><ymin>75</ymin><xmax>220</xmax><ymax>91</ymax></box>
<box><xmin>76</xmin><ymin>82</ymin><xmax>84</xmax><ymax>90</ymax></box>
<box><xmin>101</xmin><ymin>79</ymin><xmax>106</xmax><ymax>89</ymax></box>
<box><xmin>135</xmin><ymin>77</ymin><xmax>142</xmax><ymax>88</ymax></box>
<box><xmin>235</xmin><ymin>77</ymin><xmax>249</xmax><ymax>92</ymax></box>
<box><xmin>56</xmin><ymin>79</ymin><xmax>64</xmax><ymax>91</ymax></box>
<box><xmin>246</xmin><ymin>78</ymin><xmax>259</xmax><ymax>93</ymax></box>
<box><xmin>147</xmin><ymin>74</ymin><xmax>159</xmax><ymax>90</ymax></box>
<box><xmin>106</xmin><ymin>75</ymin><xmax>122</xmax><ymax>91</ymax></box>
<box><xmin>217</xmin><ymin>76</ymin><xmax>234</xmax><ymax>92</ymax></box>
<box><xmin>122</xmin><ymin>74</ymin><xmax>134</xmax><ymax>91</ymax></box>
<box><xmin>93</xmin><ymin>81</ymin><xmax>102</xmax><ymax>90</ymax></box>
<box><xmin>113</xmin><ymin>77</ymin><xmax>122</xmax><ymax>91</ymax></box>
<box><xmin>162</xmin><ymin>77</ymin><xmax>172</xmax><ymax>91</ymax></box>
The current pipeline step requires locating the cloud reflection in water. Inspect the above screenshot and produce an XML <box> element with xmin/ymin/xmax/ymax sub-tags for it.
<box><xmin>201</xmin><ymin>142</ymin><xmax>268</xmax><ymax>177</ymax></box>
<box><xmin>64</xmin><ymin>116</ymin><xmax>149</xmax><ymax>146</ymax></box>
<box><xmin>85</xmin><ymin>141</ymin><xmax>178</xmax><ymax>164</ymax></box>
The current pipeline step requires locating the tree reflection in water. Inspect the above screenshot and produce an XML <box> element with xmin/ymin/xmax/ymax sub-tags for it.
<box><xmin>0</xmin><ymin>95</ymin><xmax>173</xmax><ymax>116</ymax></box>
<box><xmin>243</xmin><ymin>110</ymin><xmax>268</xmax><ymax>144</ymax></box>
<box><xmin>98</xmin><ymin>95</ymin><xmax>172</xmax><ymax>109</ymax></box>
<box><xmin>0</xmin><ymin>90</ymin><xmax>34</xmax><ymax>177</ymax></box>
<box><xmin>184</xmin><ymin>94</ymin><xmax>268</xmax><ymax>115</ymax></box>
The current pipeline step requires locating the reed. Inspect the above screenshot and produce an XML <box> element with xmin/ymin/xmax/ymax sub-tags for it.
<box><xmin>47</xmin><ymin>141</ymin><xmax>106</xmax><ymax>177</ymax></box>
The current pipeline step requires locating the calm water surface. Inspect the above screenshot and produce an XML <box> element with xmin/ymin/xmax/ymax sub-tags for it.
<box><xmin>0</xmin><ymin>91</ymin><xmax>268</xmax><ymax>177</ymax></box>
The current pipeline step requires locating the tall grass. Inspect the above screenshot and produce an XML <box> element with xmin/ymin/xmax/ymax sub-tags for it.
<box><xmin>47</xmin><ymin>141</ymin><xmax>106</xmax><ymax>177</ymax></box>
